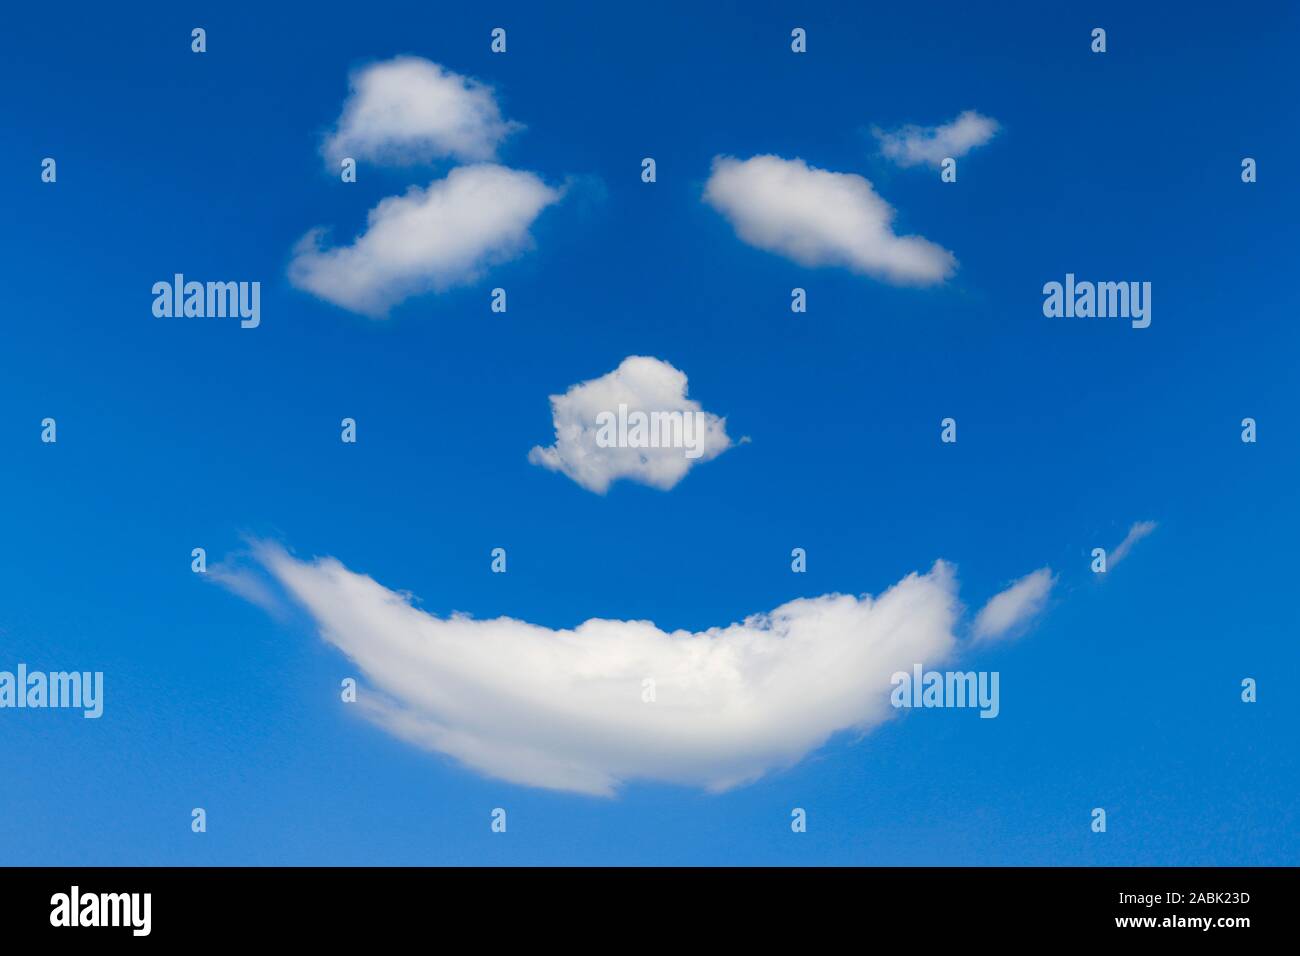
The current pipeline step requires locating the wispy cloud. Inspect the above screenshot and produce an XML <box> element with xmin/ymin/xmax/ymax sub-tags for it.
<box><xmin>874</xmin><ymin>110</ymin><xmax>1000</xmax><ymax>168</ymax></box>
<box><xmin>972</xmin><ymin>567</ymin><xmax>1055</xmax><ymax>644</ymax></box>
<box><xmin>1108</xmin><ymin>520</ymin><xmax>1157</xmax><ymax>569</ymax></box>
<box><xmin>703</xmin><ymin>154</ymin><xmax>956</xmax><ymax>284</ymax></box>
<box><xmin>207</xmin><ymin>555</ymin><xmax>290</xmax><ymax>621</ymax></box>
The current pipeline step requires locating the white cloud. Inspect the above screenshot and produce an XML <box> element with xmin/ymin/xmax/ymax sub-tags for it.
<box><xmin>207</xmin><ymin>556</ymin><xmax>289</xmax><ymax>621</ymax></box>
<box><xmin>251</xmin><ymin>544</ymin><xmax>964</xmax><ymax>796</ymax></box>
<box><xmin>289</xmin><ymin>164</ymin><xmax>561</xmax><ymax>316</ymax></box>
<box><xmin>702</xmin><ymin>155</ymin><xmax>956</xmax><ymax>284</ymax></box>
<box><xmin>972</xmin><ymin>567</ymin><xmax>1055</xmax><ymax>644</ymax></box>
<box><xmin>874</xmin><ymin>110</ymin><xmax>1000</xmax><ymax>169</ymax></box>
<box><xmin>1109</xmin><ymin>520</ymin><xmax>1157</xmax><ymax>569</ymax></box>
<box><xmin>323</xmin><ymin>57</ymin><xmax>520</xmax><ymax>166</ymax></box>
<box><xmin>528</xmin><ymin>356</ymin><xmax>732</xmax><ymax>494</ymax></box>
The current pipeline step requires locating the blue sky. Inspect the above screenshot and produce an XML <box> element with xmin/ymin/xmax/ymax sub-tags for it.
<box><xmin>1</xmin><ymin>1</ymin><xmax>1297</xmax><ymax>865</ymax></box>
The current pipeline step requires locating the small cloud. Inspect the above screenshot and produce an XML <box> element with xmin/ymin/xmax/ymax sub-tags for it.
<box><xmin>323</xmin><ymin>56</ymin><xmax>520</xmax><ymax>166</ymax></box>
<box><xmin>528</xmin><ymin>356</ymin><xmax>732</xmax><ymax>494</ymax></box>
<box><xmin>1109</xmin><ymin>520</ymin><xmax>1157</xmax><ymax>569</ymax></box>
<box><xmin>874</xmin><ymin>110</ymin><xmax>1000</xmax><ymax>169</ymax></box>
<box><xmin>289</xmin><ymin>164</ymin><xmax>561</xmax><ymax>316</ymax></box>
<box><xmin>703</xmin><ymin>154</ymin><xmax>956</xmax><ymax>284</ymax></box>
<box><xmin>971</xmin><ymin>567</ymin><xmax>1055</xmax><ymax>644</ymax></box>
<box><xmin>207</xmin><ymin>557</ymin><xmax>289</xmax><ymax>621</ymax></box>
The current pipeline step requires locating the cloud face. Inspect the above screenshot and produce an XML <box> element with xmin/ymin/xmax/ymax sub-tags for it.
<box><xmin>289</xmin><ymin>164</ymin><xmax>561</xmax><ymax>316</ymax></box>
<box><xmin>253</xmin><ymin>545</ymin><xmax>963</xmax><ymax>796</ymax></box>
<box><xmin>528</xmin><ymin>356</ymin><xmax>732</xmax><ymax>494</ymax></box>
<box><xmin>323</xmin><ymin>57</ymin><xmax>519</xmax><ymax>165</ymax></box>
<box><xmin>972</xmin><ymin>567</ymin><xmax>1055</xmax><ymax>643</ymax></box>
<box><xmin>874</xmin><ymin>110</ymin><xmax>1000</xmax><ymax>168</ymax></box>
<box><xmin>1109</xmin><ymin>520</ymin><xmax>1157</xmax><ymax>569</ymax></box>
<box><xmin>703</xmin><ymin>155</ymin><xmax>956</xmax><ymax>284</ymax></box>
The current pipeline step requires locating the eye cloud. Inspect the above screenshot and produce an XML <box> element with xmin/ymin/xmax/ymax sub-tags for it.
<box><xmin>323</xmin><ymin>56</ymin><xmax>521</xmax><ymax>166</ymax></box>
<box><xmin>292</xmin><ymin>58</ymin><xmax>559</xmax><ymax>317</ymax></box>
<box><xmin>289</xmin><ymin>164</ymin><xmax>561</xmax><ymax>317</ymax></box>
<box><xmin>703</xmin><ymin>154</ymin><xmax>956</xmax><ymax>284</ymax></box>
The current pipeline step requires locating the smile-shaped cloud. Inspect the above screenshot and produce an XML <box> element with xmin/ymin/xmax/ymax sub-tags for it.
<box><xmin>233</xmin><ymin>545</ymin><xmax>1053</xmax><ymax>796</ymax></box>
